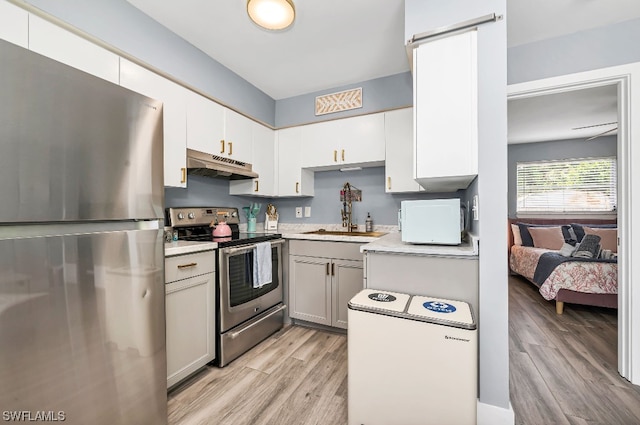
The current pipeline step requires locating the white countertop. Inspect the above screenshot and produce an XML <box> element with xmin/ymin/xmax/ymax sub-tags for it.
<box><xmin>164</xmin><ymin>240</ymin><xmax>217</xmax><ymax>257</ymax></box>
<box><xmin>277</xmin><ymin>223</ymin><xmax>398</xmax><ymax>243</ymax></box>
<box><xmin>360</xmin><ymin>232</ymin><xmax>479</xmax><ymax>257</ymax></box>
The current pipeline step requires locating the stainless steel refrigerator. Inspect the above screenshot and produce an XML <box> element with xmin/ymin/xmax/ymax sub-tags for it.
<box><xmin>0</xmin><ymin>39</ymin><xmax>167</xmax><ymax>424</ymax></box>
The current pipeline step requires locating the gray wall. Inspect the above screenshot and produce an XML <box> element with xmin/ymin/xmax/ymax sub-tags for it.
<box><xmin>508</xmin><ymin>17</ymin><xmax>640</xmax><ymax>85</ymax></box>
<box><xmin>406</xmin><ymin>0</ymin><xmax>510</xmax><ymax>413</ymax></box>
<box><xmin>508</xmin><ymin>136</ymin><xmax>617</xmax><ymax>217</ymax></box>
<box><xmin>23</xmin><ymin>0</ymin><xmax>276</xmax><ymax>126</ymax></box>
<box><xmin>167</xmin><ymin>168</ymin><xmax>466</xmax><ymax>227</ymax></box>
<box><xmin>273</xmin><ymin>167</ymin><xmax>466</xmax><ymax>225</ymax></box>
<box><xmin>275</xmin><ymin>73</ymin><xmax>413</xmax><ymax>128</ymax></box>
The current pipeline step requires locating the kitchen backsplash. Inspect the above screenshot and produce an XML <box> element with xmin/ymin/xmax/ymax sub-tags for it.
<box><xmin>165</xmin><ymin>167</ymin><xmax>469</xmax><ymax>226</ymax></box>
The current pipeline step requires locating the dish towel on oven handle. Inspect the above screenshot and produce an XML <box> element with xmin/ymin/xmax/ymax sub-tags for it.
<box><xmin>253</xmin><ymin>242</ymin><xmax>272</xmax><ymax>288</ymax></box>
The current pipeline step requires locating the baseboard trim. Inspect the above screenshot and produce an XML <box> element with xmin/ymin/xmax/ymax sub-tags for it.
<box><xmin>477</xmin><ymin>401</ymin><xmax>514</xmax><ymax>425</ymax></box>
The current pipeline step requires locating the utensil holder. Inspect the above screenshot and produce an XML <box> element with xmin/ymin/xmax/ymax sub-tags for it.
<box><xmin>247</xmin><ymin>217</ymin><xmax>257</xmax><ymax>232</ymax></box>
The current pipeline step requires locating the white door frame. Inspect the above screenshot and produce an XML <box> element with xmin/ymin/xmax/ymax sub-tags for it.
<box><xmin>508</xmin><ymin>62</ymin><xmax>640</xmax><ymax>384</ymax></box>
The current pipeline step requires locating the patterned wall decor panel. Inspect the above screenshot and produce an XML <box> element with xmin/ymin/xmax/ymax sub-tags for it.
<box><xmin>315</xmin><ymin>87</ymin><xmax>362</xmax><ymax>115</ymax></box>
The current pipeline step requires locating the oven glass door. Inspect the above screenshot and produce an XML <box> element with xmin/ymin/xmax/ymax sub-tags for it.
<box><xmin>228</xmin><ymin>246</ymin><xmax>279</xmax><ymax>307</ymax></box>
<box><xmin>218</xmin><ymin>239</ymin><xmax>284</xmax><ymax>332</ymax></box>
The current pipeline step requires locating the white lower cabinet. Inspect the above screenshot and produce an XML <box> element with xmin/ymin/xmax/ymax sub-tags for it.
<box><xmin>165</xmin><ymin>250</ymin><xmax>215</xmax><ymax>389</ymax></box>
<box><xmin>288</xmin><ymin>240</ymin><xmax>363</xmax><ymax>329</ymax></box>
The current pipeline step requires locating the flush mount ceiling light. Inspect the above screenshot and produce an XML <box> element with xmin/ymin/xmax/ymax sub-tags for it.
<box><xmin>247</xmin><ymin>0</ymin><xmax>295</xmax><ymax>31</ymax></box>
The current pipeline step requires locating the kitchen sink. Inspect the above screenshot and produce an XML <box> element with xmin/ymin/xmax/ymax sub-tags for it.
<box><xmin>304</xmin><ymin>229</ymin><xmax>387</xmax><ymax>237</ymax></box>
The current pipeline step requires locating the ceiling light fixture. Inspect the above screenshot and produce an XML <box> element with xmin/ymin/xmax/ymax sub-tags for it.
<box><xmin>247</xmin><ymin>0</ymin><xmax>295</xmax><ymax>31</ymax></box>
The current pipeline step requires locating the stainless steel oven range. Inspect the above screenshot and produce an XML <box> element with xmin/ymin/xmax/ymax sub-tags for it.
<box><xmin>166</xmin><ymin>207</ymin><xmax>285</xmax><ymax>367</ymax></box>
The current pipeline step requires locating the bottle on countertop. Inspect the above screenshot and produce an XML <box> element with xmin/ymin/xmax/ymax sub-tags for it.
<box><xmin>365</xmin><ymin>212</ymin><xmax>373</xmax><ymax>232</ymax></box>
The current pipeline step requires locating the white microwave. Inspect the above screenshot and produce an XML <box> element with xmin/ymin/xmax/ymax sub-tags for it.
<box><xmin>399</xmin><ymin>199</ymin><xmax>463</xmax><ymax>245</ymax></box>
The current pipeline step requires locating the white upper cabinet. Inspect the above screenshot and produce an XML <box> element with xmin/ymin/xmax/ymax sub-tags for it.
<box><xmin>301</xmin><ymin>113</ymin><xmax>385</xmax><ymax>170</ymax></box>
<box><xmin>229</xmin><ymin>121</ymin><xmax>275</xmax><ymax>197</ymax></box>
<box><xmin>29</xmin><ymin>15</ymin><xmax>119</xmax><ymax>84</ymax></box>
<box><xmin>413</xmin><ymin>30</ymin><xmax>478</xmax><ymax>192</ymax></box>
<box><xmin>185</xmin><ymin>90</ymin><xmax>225</xmax><ymax>155</ymax></box>
<box><xmin>223</xmin><ymin>109</ymin><xmax>253</xmax><ymax>164</ymax></box>
<box><xmin>186</xmin><ymin>95</ymin><xmax>252</xmax><ymax>163</ymax></box>
<box><xmin>385</xmin><ymin>108</ymin><xmax>422</xmax><ymax>193</ymax></box>
<box><xmin>276</xmin><ymin>127</ymin><xmax>314</xmax><ymax>197</ymax></box>
<box><xmin>0</xmin><ymin>2</ymin><xmax>28</xmax><ymax>48</ymax></box>
<box><xmin>120</xmin><ymin>58</ymin><xmax>188</xmax><ymax>188</ymax></box>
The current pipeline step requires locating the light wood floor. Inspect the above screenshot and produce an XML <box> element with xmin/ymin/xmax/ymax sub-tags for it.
<box><xmin>167</xmin><ymin>325</ymin><xmax>348</xmax><ymax>425</ymax></box>
<box><xmin>509</xmin><ymin>274</ymin><xmax>640</xmax><ymax>425</ymax></box>
<box><xmin>168</xmin><ymin>278</ymin><xmax>640</xmax><ymax>425</ymax></box>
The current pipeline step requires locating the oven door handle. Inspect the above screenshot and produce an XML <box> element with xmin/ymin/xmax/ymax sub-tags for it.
<box><xmin>229</xmin><ymin>304</ymin><xmax>287</xmax><ymax>339</ymax></box>
<box><xmin>220</xmin><ymin>238</ymin><xmax>285</xmax><ymax>255</ymax></box>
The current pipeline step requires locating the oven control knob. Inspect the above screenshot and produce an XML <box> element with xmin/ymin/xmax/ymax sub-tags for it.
<box><xmin>177</xmin><ymin>212</ymin><xmax>185</xmax><ymax>220</ymax></box>
<box><xmin>188</xmin><ymin>212</ymin><xmax>195</xmax><ymax>219</ymax></box>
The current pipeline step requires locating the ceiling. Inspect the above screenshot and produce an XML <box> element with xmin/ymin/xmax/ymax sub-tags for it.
<box><xmin>125</xmin><ymin>0</ymin><xmax>639</xmax><ymax>141</ymax></box>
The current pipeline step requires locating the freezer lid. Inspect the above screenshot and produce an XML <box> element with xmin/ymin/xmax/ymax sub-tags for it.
<box><xmin>407</xmin><ymin>295</ymin><xmax>476</xmax><ymax>329</ymax></box>
<box><xmin>348</xmin><ymin>289</ymin><xmax>411</xmax><ymax>314</ymax></box>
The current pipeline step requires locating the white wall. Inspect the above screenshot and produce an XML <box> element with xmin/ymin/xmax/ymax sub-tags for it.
<box><xmin>405</xmin><ymin>0</ymin><xmax>511</xmax><ymax>421</ymax></box>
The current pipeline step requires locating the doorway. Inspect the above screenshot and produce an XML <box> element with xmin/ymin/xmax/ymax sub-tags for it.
<box><xmin>507</xmin><ymin>62</ymin><xmax>640</xmax><ymax>384</ymax></box>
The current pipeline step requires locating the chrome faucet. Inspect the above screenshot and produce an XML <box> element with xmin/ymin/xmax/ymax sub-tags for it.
<box><xmin>341</xmin><ymin>182</ymin><xmax>359</xmax><ymax>232</ymax></box>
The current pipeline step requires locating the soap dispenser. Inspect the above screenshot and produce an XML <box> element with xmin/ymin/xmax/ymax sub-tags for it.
<box><xmin>365</xmin><ymin>212</ymin><xmax>373</xmax><ymax>232</ymax></box>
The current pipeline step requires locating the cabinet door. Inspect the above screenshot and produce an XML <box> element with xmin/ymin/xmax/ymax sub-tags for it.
<box><xmin>276</xmin><ymin>127</ymin><xmax>314</xmax><ymax>197</ymax></box>
<box><xmin>289</xmin><ymin>255</ymin><xmax>331</xmax><ymax>326</ymax></box>
<box><xmin>331</xmin><ymin>259</ymin><xmax>364</xmax><ymax>329</ymax></box>
<box><xmin>229</xmin><ymin>121</ymin><xmax>275</xmax><ymax>196</ymax></box>
<box><xmin>0</xmin><ymin>1</ymin><xmax>28</xmax><ymax>48</ymax></box>
<box><xmin>340</xmin><ymin>113</ymin><xmax>385</xmax><ymax>166</ymax></box>
<box><xmin>385</xmin><ymin>108</ymin><xmax>422</xmax><ymax>193</ymax></box>
<box><xmin>166</xmin><ymin>272</ymin><xmax>215</xmax><ymax>388</ymax></box>
<box><xmin>301</xmin><ymin>119</ymin><xmax>340</xmax><ymax>169</ymax></box>
<box><xmin>223</xmin><ymin>109</ymin><xmax>253</xmax><ymax>163</ymax></box>
<box><xmin>120</xmin><ymin>58</ymin><xmax>187</xmax><ymax>188</ymax></box>
<box><xmin>186</xmin><ymin>90</ymin><xmax>225</xmax><ymax>155</ymax></box>
<box><xmin>29</xmin><ymin>15</ymin><xmax>119</xmax><ymax>84</ymax></box>
<box><xmin>414</xmin><ymin>30</ymin><xmax>478</xmax><ymax>191</ymax></box>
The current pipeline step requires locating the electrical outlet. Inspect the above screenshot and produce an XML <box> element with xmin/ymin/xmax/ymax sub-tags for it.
<box><xmin>295</xmin><ymin>207</ymin><xmax>303</xmax><ymax>218</ymax></box>
<box><xmin>304</xmin><ymin>206</ymin><xmax>311</xmax><ymax>217</ymax></box>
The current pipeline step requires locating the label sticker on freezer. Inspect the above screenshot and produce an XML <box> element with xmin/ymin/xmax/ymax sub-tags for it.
<box><xmin>368</xmin><ymin>293</ymin><xmax>397</xmax><ymax>302</ymax></box>
<box><xmin>423</xmin><ymin>301</ymin><xmax>457</xmax><ymax>313</ymax></box>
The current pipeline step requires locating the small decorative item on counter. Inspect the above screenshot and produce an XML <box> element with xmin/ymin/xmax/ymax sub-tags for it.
<box><xmin>172</xmin><ymin>229</ymin><xmax>178</xmax><ymax>241</ymax></box>
<box><xmin>265</xmin><ymin>203</ymin><xmax>278</xmax><ymax>231</ymax></box>
<box><xmin>243</xmin><ymin>202</ymin><xmax>262</xmax><ymax>233</ymax></box>
<box><xmin>365</xmin><ymin>212</ymin><xmax>373</xmax><ymax>232</ymax></box>
<box><xmin>164</xmin><ymin>227</ymin><xmax>174</xmax><ymax>243</ymax></box>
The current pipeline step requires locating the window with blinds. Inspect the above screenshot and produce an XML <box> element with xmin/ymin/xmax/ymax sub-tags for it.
<box><xmin>516</xmin><ymin>157</ymin><xmax>617</xmax><ymax>214</ymax></box>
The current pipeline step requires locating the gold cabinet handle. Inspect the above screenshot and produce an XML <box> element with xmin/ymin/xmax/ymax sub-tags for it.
<box><xmin>254</xmin><ymin>180</ymin><xmax>259</xmax><ymax>192</ymax></box>
<box><xmin>334</xmin><ymin>150</ymin><xmax>337</xmax><ymax>162</ymax></box>
<box><xmin>326</xmin><ymin>263</ymin><xmax>330</xmax><ymax>275</ymax></box>
<box><xmin>177</xmin><ymin>262</ymin><xmax>198</xmax><ymax>269</ymax></box>
<box><xmin>296</xmin><ymin>182</ymin><xmax>299</xmax><ymax>193</ymax></box>
<box><xmin>228</xmin><ymin>142</ymin><xmax>233</xmax><ymax>155</ymax></box>
<box><xmin>341</xmin><ymin>149</ymin><xmax>345</xmax><ymax>162</ymax></box>
<box><xmin>387</xmin><ymin>176</ymin><xmax>391</xmax><ymax>190</ymax></box>
<box><xmin>220</xmin><ymin>139</ymin><xmax>225</xmax><ymax>154</ymax></box>
<box><xmin>181</xmin><ymin>168</ymin><xmax>186</xmax><ymax>184</ymax></box>
<box><xmin>331</xmin><ymin>262</ymin><xmax>335</xmax><ymax>276</ymax></box>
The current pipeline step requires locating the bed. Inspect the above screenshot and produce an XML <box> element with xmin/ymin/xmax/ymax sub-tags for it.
<box><xmin>508</xmin><ymin>219</ymin><xmax>618</xmax><ymax>314</ymax></box>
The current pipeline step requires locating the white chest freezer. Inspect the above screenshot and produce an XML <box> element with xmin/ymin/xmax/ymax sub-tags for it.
<box><xmin>348</xmin><ymin>289</ymin><xmax>477</xmax><ymax>425</ymax></box>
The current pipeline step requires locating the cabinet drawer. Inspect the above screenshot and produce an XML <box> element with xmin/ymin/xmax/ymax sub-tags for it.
<box><xmin>289</xmin><ymin>240</ymin><xmax>363</xmax><ymax>261</ymax></box>
<box><xmin>165</xmin><ymin>250</ymin><xmax>215</xmax><ymax>283</ymax></box>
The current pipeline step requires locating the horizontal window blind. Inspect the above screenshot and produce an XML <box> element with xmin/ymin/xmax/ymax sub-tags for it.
<box><xmin>517</xmin><ymin>157</ymin><xmax>617</xmax><ymax>213</ymax></box>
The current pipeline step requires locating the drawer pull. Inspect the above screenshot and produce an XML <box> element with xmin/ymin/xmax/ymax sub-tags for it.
<box><xmin>177</xmin><ymin>262</ymin><xmax>198</xmax><ymax>269</ymax></box>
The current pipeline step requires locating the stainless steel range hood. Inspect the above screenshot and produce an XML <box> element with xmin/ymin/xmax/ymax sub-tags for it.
<box><xmin>187</xmin><ymin>148</ymin><xmax>258</xmax><ymax>180</ymax></box>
